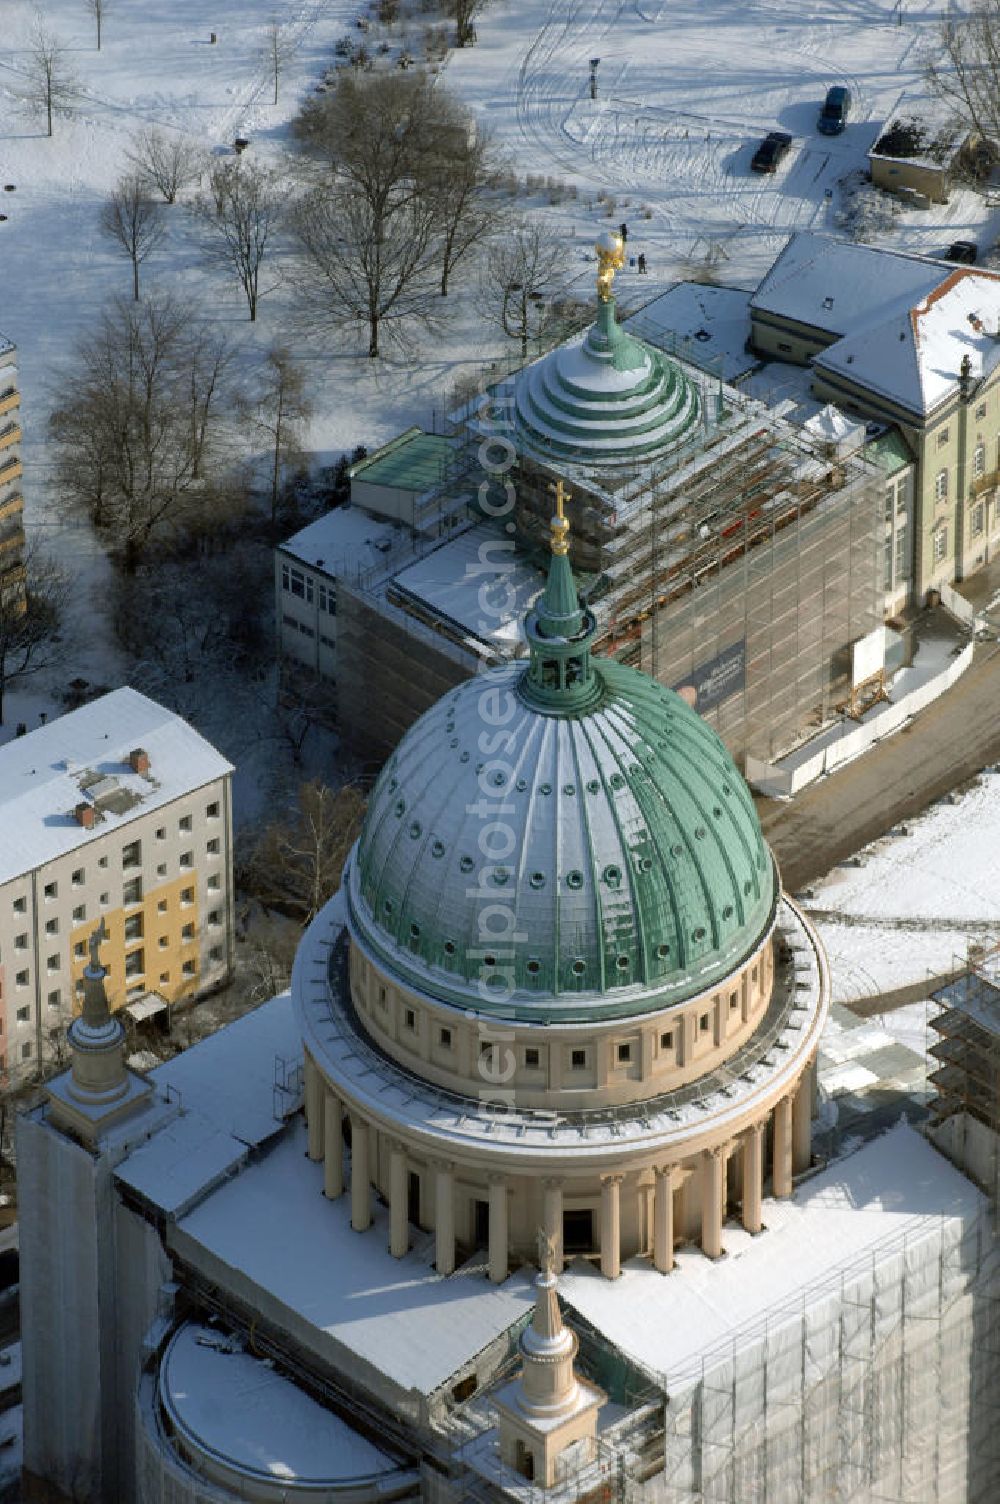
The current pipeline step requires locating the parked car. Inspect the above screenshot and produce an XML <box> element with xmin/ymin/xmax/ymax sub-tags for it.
<box><xmin>946</xmin><ymin>239</ymin><xmax>978</xmax><ymax>264</ymax></box>
<box><xmin>751</xmin><ymin>131</ymin><xmax>793</xmax><ymax>174</ymax></box>
<box><xmin>818</xmin><ymin>86</ymin><xmax>852</xmax><ymax>135</ymax></box>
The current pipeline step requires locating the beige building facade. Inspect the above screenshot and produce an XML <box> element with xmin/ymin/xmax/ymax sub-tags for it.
<box><xmin>0</xmin><ymin>688</ymin><xmax>235</xmax><ymax>1083</ymax></box>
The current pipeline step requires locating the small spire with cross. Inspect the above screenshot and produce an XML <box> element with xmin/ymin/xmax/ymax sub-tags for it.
<box><xmin>87</xmin><ymin>916</ymin><xmax>108</xmax><ymax>975</ymax></box>
<box><xmin>548</xmin><ymin>478</ymin><xmax>571</xmax><ymax>557</ymax></box>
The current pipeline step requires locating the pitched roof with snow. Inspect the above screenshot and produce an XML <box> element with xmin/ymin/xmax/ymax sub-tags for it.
<box><xmin>814</xmin><ymin>267</ymin><xmax>1000</xmax><ymax>416</ymax></box>
<box><xmin>751</xmin><ymin>232</ymin><xmax>941</xmax><ymax>339</ymax></box>
<box><xmin>0</xmin><ymin>687</ymin><xmax>232</xmax><ymax>886</ymax></box>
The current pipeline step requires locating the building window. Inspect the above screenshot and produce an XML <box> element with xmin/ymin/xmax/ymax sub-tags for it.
<box><xmin>439</xmin><ymin>1027</ymin><xmax>452</xmax><ymax>1048</ymax></box>
<box><xmin>156</xmin><ymin>827</ymin><xmax>166</xmax><ymax>841</ymax></box>
<box><xmin>47</xmin><ymin>990</ymin><xmax>60</xmax><ymax>1007</ymax></box>
<box><xmin>158</xmin><ymin>936</ymin><xmax>168</xmax><ymax>950</ymax></box>
<box><xmin>207</xmin><ymin>874</ymin><xmax>221</xmax><ymax>892</ymax></box>
<box><xmin>206</xmin><ymin>838</ymin><xmax>220</xmax><ymax>856</ymax></box>
<box><xmin>122</xmin><ymin>840</ymin><xmax>141</xmax><ymax>869</ymax></box>
<box><xmin>525</xmin><ymin>1047</ymin><xmax>540</xmax><ymax>1068</ymax></box>
<box><xmin>45</xmin><ymin>918</ymin><xmax>58</xmax><ymax>936</ymax></box>
<box><xmin>46</xmin><ymin>955</ymin><xmax>60</xmax><ymax>973</ymax></box>
<box><xmin>935</xmin><ymin>468</ymin><xmax>948</xmax><ymax>503</ymax></box>
<box><xmin>182</xmin><ymin>960</ymin><xmax>196</xmax><ymax>977</ymax></box>
<box><xmin>937</xmin><ymin>427</ymin><xmax>950</xmax><ymax>447</ymax></box>
<box><xmin>14</xmin><ymin>934</ymin><xmax>27</xmax><ymax>951</ymax></box>
<box><xmin>179</xmin><ymin>852</ymin><xmax>193</xmax><ymax>870</ymax></box>
<box><xmin>571</xmin><ymin>1048</ymin><xmax>587</xmax><ymax>1069</ymax></box>
<box><xmin>699</xmin><ymin>1012</ymin><xmax>711</xmax><ymax>1033</ymax></box>
<box><xmin>124</xmin><ymin>949</ymin><xmax>144</xmax><ymax>979</ymax></box>
<box><xmin>124</xmin><ymin>913</ymin><xmax>143</xmax><ymax>942</ymax></box>
<box><xmin>181</xmin><ymin>922</ymin><xmax>195</xmax><ymax>941</ymax></box>
<box><xmin>123</xmin><ymin>877</ymin><xmax>142</xmax><ymax>905</ymax></box>
<box><xmin>617</xmin><ymin>1042</ymin><xmax>632</xmax><ymax>1063</ymax></box>
<box><xmin>15</xmin><ymin>1007</ymin><xmax>29</xmax><ymax>1023</ymax></box>
<box><xmin>74</xmin><ymin>942</ymin><xmax>86</xmax><ymax>958</ymax></box>
<box><xmin>100</xmin><ymin>892</ymin><xmax>110</xmax><ymax>907</ymax></box>
<box><xmin>15</xmin><ymin>970</ymin><xmax>27</xmax><ymax>988</ymax></box>
<box><xmin>895</xmin><ymin>522</ymin><xmax>910</xmax><ymax>583</ymax></box>
<box><xmin>159</xmin><ymin>972</ymin><xmax>170</xmax><ymax>985</ymax></box>
<box><xmin>157</xmin><ymin>898</ymin><xmax>168</xmax><ymax>914</ymax></box>
<box><xmin>179</xmin><ymin>814</ymin><xmax>192</xmax><ymax>833</ymax></box>
<box><xmin>208</xmin><ymin>946</ymin><xmax>223</xmax><ymax>963</ymax></box>
<box><xmin>207</xmin><ymin>909</ymin><xmax>221</xmax><ymax>927</ymax></box>
<box><xmin>730</xmin><ymin>992</ymin><xmax>739</xmax><ymax>1010</ymax></box>
<box><xmin>71</xmin><ymin>868</ymin><xmax>84</xmax><ymax>887</ymax></box>
<box><xmin>974</xmin><ymin>441</ymin><xmax>986</xmax><ymax>478</ymax></box>
<box><xmin>72</xmin><ymin>905</ymin><xmax>85</xmax><ymax>922</ymax></box>
<box><xmin>20</xmin><ymin>1044</ymin><xmax>30</xmax><ymax>1062</ymax></box>
<box><xmin>660</xmin><ymin>1030</ymin><xmax>673</xmax><ymax>1050</ymax></box>
<box><xmin>43</xmin><ymin>881</ymin><xmax>57</xmax><ymax>901</ymax></box>
<box><xmin>933</xmin><ymin>526</ymin><xmax>948</xmax><ymax>563</ymax></box>
<box><xmin>972</xmin><ymin>501</ymin><xmax>986</xmax><ymax>537</ymax></box>
<box><xmin>12</xmin><ymin>897</ymin><xmax>25</xmax><ymax>914</ymax></box>
<box><xmin>404</xmin><ymin>1008</ymin><xmax>416</xmax><ymax>1030</ymax></box>
<box><xmin>206</xmin><ymin>801</ymin><xmax>220</xmax><ymax>819</ymax></box>
<box><xmin>976</xmin><ymin>402</ymin><xmax>987</xmax><ymax>419</ymax></box>
<box><xmin>156</xmin><ymin>863</ymin><xmax>167</xmax><ymax>878</ymax></box>
<box><xmin>180</xmin><ymin>887</ymin><xmax>195</xmax><ymax>906</ymax></box>
<box><xmin>98</xmin><ymin>855</ymin><xmax>108</xmax><ymax>868</ymax></box>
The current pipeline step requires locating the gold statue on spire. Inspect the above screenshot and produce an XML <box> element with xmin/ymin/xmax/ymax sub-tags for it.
<box><xmin>548</xmin><ymin>479</ymin><xmax>571</xmax><ymax>556</ymax></box>
<box><xmin>595</xmin><ymin>230</ymin><xmax>625</xmax><ymax>303</ymax></box>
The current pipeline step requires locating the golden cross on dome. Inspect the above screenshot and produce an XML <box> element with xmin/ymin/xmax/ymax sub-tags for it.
<box><xmin>548</xmin><ymin>478</ymin><xmax>571</xmax><ymax>556</ymax></box>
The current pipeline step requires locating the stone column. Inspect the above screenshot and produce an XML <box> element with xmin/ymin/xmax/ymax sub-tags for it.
<box><xmin>435</xmin><ymin>1162</ymin><xmax>455</xmax><ymax>1276</ymax></box>
<box><xmin>653</xmin><ymin>1166</ymin><xmax>675</xmax><ymax>1274</ymax></box>
<box><xmin>489</xmin><ymin>1175</ymin><xmax>508</xmax><ymax>1284</ymax></box>
<box><xmin>543</xmin><ymin>1180</ymin><xmax>564</xmax><ymax>1274</ymax></box>
<box><xmin>389</xmin><ymin>1141</ymin><xmax>408</xmax><ymax>1258</ymax></box>
<box><xmin>792</xmin><ymin>1065</ymin><xmax>813</xmax><ymax>1174</ymax></box>
<box><xmin>773</xmin><ymin>1096</ymin><xmax>793</xmax><ymax>1199</ymax></box>
<box><xmin>701</xmin><ymin>1148</ymin><xmax>724</xmax><ymax>1259</ymax></box>
<box><xmin>600</xmin><ymin>1174</ymin><xmax>622</xmax><ymax>1280</ymax></box>
<box><xmin>350</xmin><ymin>1115</ymin><xmax>371</xmax><ymax>1232</ymax></box>
<box><xmin>304</xmin><ymin>1053</ymin><xmax>324</xmax><ymax>1162</ymax></box>
<box><xmin>741</xmin><ymin>1123</ymin><xmax>764</xmax><ymax>1235</ymax></box>
<box><xmin>323</xmin><ymin>1093</ymin><xmax>343</xmax><ymax>1200</ymax></box>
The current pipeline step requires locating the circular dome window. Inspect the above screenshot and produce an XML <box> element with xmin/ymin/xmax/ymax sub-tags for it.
<box><xmin>616</xmin><ymin>954</ymin><xmax>630</xmax><ymax>970</ymax></box>
<box><xmin>431</xmin><ymin>840</ymin><xmax>445</xmax><ymax>858</ymax></box>
<box><xmin>610</xmin><ymin>773</ymin><xmax>625</xmax><ymax>791</ymax></box>
<box><xmin>459</xmin><ymin>856</ymin><xmax>474</xmax><ymax>874</ymax></box>
<box><xmin>539</xmin><ymin>782</ymin><xmax>552</xmax><ymax>795</ymax></box>
<box><xmin>530</xmin><ymin>871</ymin><xmax>545</xmax><ymax>889</ymax></box>
<box><xmin>516</xmin><ymin>777</ymin><xmax>528</xmax><ymax>792</ymax></box>
<box><xmin>384</xmin><ymin>899</ymin><xmax>394</xmax><ymax>915</ymax></box>
<box><xmin>693</xmin><ymin>926</ymin><xmax>706</xmax><ymax>942</ymax></box>
<box><xmin>444</xmin><ymin>940</ymin><xmax>456</xmax><ymax>955</ymax></box>
<box><xmin>563</xmin><ymin>783</ymin><xmax>576</xmax><ymax>796</ymax></box>
<box><xmin>410</xmin><ymin>923</ymin><xmax>421</xmax><ymax>939</ymax></box>
<box><xmin>409</xmin><ymin>822</ymin><xmax>421</xmax><ymax>839</ymax></box>
<box><xmin>587</xmin><ymin>779</ymin><xmax>601</xmax><ymax>794</ymax></box>
<box><xmin>527</xmin><ymin>959</ymin><xmax>541</xmax><ymax>976</ymax></box>
<box><xmin>603</xmin><ymin>864</ymin><xmax>622</xmax><ymax>888</ymax></box>
<box><xmin>493</xmin><ymin>868</ymin><xmax>510</xmax><ymax>886</ymax></box>
<box><xmin>394</xmin><ymin>799</ymin><xmax>405</xmax><ymax>817</ymax></box>
<box><xmin>572</xmin><ymin>959</ymin><xmax>586</xmax><ymax>976</ymax></box>
<box><xmin>656</xmin><ymin>943</ymin><xmax>670</xmax><ymax>958</ymax></box>
<box><xmin>566</xmin><ymin>870</ymin><xmax>584</xmax><ymax>890</ymax></box>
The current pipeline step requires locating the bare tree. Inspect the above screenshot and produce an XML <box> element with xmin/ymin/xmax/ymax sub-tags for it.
<box><xmin>238</xmin><ymin>346</ymin><xmax>313</xmax><ymax>524</ymax></box>
<box><xmin>49</xmin><ymin>296</ymin><xmax>238</xmax><ymax>572</ymax></box>
<box><xmin>126</xmin><ymin>127</ymin><xmax>203</xmax><ymax>204</ymax></box>
<box><xmin>247</xmin><ymin>781</ymin><xmax>366</xmax><ymax>921</ymax></box>
<box><xmin>0</xmin><ymin>548</ymin><xmax>66</xmax><ymax>725</ymax></box>
<box><xmin>927</xmin><ymin>1</ymin><xmax>1000</xmax><ymax>146</ymax></box>
<box><xmin>22</xmin><ymin>19</ymin><xmax>79</xmax><ymax>137</ymax></box>
<box><xmin>101</xmin><ymin>174</ymin><xmax>164</xmax><ymax>300</ymax></box>
<box><xmin>447</xmin><ymin>0</ymin><xmax>486</xmax><ymax>47</ymax></box>
<box><xmin>84</xmin><ymin>0</ymin><xmax>108</xmax><ymax>50</ymax></box>
<box><xmin>266</xmin><ymin>19</ymin><xmax>292</xmax><ymax>106</ymax></box>
<box><xmin>199</xmin><ymin>160</ymin><xmax>283</xmax><ymax>321</ymax></box>
<box><xmin>428</xmin><ymin>122</ymin><xmax>502</xmax><ymax>296</ymax></box>
<box><xmin>481</xmin><ymin>218</ymin><xmax>564</xmax><ymax>357</ymax></box>
<box><xmin>291</xmin><ymin>180</ymin><xmax>440</xmax><ymax>356</ymax></box>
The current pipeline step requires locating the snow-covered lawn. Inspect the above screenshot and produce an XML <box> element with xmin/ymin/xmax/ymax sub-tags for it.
<box><xmin>805</xmin><ymin>771</ymin><xmax>1000</xmax><ymax>1005</ymax></box>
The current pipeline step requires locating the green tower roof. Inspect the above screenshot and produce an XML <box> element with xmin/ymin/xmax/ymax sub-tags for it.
<box><xmin>347</xmin><ymin>515</ymin><xmax>776</xmax><ymax>1023</ymax></box>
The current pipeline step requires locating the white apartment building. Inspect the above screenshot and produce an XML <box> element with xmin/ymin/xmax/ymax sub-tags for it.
<box><xmin>0</xmin><ymin>687</ymin><xmax>235</xmax><ymax>1083</ymax></box>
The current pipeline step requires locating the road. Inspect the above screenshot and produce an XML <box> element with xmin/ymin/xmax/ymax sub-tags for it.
<box><xmin>758</xmin><ymin>638</ymin><xmax>1000</xmax><ymax>894</ymax></box>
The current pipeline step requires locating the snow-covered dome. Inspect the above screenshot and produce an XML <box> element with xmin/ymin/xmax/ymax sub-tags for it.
<box><xmin>346</xmin><ymin>539</ymin><xmax>776</xmax><ymax>1023</ymax></box>
<box><xmin>513</xmin><ymin>296</ymin><xmax>700</xmax><ymax>467</ymax></box>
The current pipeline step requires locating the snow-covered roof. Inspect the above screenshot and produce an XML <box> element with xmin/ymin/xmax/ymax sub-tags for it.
<box><xmin>174</xmin><ymin>1119</ymin><xmax>535</xmax><ymax>1397</ymax></box>
<box><xmin>624</xmin><ymin>284</ymin><xmax>757</xmax><ymax>383</ymax></box>
<box><xmin>802</xmin><ymin>404</ymin><xmax>865</xmax><ymax>446</ymax></box>
<box><xmin>160</xmin><ymin>1322</ymin><xmax>398</xmax><ymax>1486</ymax></box>
<box><xmin>0</xmin><ymin>331</ymin><xmax>13</xmax><ymax>357</ymax></box>
<box><xmin>815</xmin><ymin>267</ymin><xmax>1000</xmax><ymax>415</ymax></box>
<box><xmin>115</xmin><ymin>994</ymin><xmax>302</xmax><ymax>1216</ymax></box>
<box><xmin>390</xmin><ymin>524</ymin><xmax>545</xmax><ymax>654</ymax></box>
<box><xmin>870</xmin><ymin>90</ymin><xmax>968</xmax><ymax>168</ymax></box>
<box><xmin>0</xmin><ymin>687</ymin><xmax>233</xmax><ymax>888</ymax></box>
<box><xmin>560</xmin><ymin>1123</ymin><xmax>984</xmax><ymax>1388</ymax></box>
<box><xmin>751</xmin><ymin>232</ymin><xmax>941</xmax><ymax>339</ymax></box>
<box><xmin>278</xmin><ymin>506</ymin><xmax>405</xmax><ymax>580</ymax></box>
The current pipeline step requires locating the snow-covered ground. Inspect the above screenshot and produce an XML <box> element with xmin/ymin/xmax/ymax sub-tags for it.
<box><xmin>804</xmin><ymin>770</ymin><xmax>1000</xmax><ymax>1005</ymax></box>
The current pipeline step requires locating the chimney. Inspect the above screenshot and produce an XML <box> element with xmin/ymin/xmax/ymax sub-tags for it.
<box><xmin>128</xmin><ymin>747</ymin><xmax>150</xmax><ymax>775</ymax></box>
<box><xmin>75</xmin><ymin>802</ymin><xmax>95</xmax><ymax>829</ymax></box>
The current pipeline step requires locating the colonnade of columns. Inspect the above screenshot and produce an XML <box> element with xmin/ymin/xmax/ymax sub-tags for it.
<box><xmin>303</xmin><ymin>1055</ymin><xmax>816</xmax><ymax>1284</ymax></box>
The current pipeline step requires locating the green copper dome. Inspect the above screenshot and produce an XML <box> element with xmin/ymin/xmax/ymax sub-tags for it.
<box><xmin>512</xmin><ymin>297</ymin><xmax>700</xmax><ymax>468</ymax></box>
<box><xmin>346</xmin><ymin>545</ymin><xmax>776</xmax><ymax>1021</ymax></box>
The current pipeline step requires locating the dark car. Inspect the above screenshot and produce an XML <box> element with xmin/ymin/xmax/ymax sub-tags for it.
<box><xmin>946</xmin><ymin>239</ymin><xmax>977</xmax><ymax>264</ymax></box>
<box><xmin>751</xmin><ymin>131</ymin><xmax>793</xmax><ymax>174</ymax></box>
<box><xmin>818</xmin><ymin>85</ymin><xmax>852</xmax><ymax>135</ymax></box>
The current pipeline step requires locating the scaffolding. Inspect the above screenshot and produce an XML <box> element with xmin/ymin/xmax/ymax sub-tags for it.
<box><xmin>654</xmin><ymin>1207</ymin><xmax>1000</xmax><ymax>1504</ymax></box>
<box><xmin>928</xmin><ymin>942</ymin><xmax>1000</xmax><ymax>1135</ymax></box>
<box><xmin>333</xmin><ymin>329</ymin><xmax>882</xmax><ymax>770</ymax></box>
